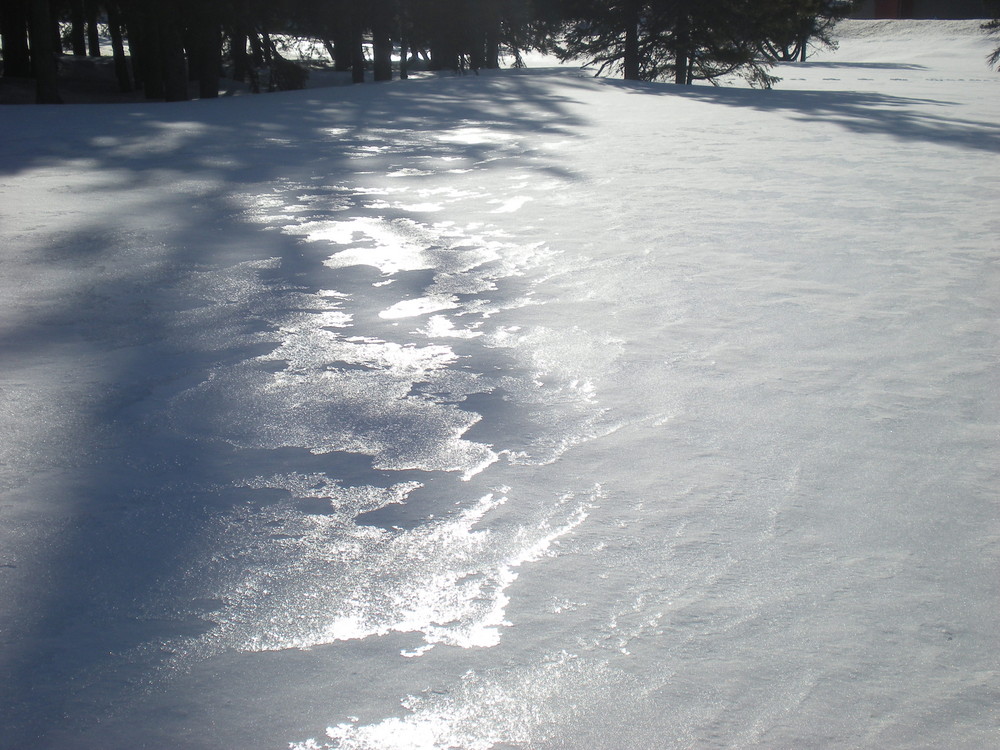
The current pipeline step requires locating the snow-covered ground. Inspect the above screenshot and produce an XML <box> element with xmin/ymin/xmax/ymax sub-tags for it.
<box><xmin>1</xmin><ymin>19</ymin><xmax>998</xmax><ymax>750</ymax></box>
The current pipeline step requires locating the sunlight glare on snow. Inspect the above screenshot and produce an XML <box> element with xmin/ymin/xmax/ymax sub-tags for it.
<box><xmin>379</xmin><ymin>296</ymin><xmax>460</xmax><ymax>319</ymax></box>
<box><xmin>163</xmin><ymin>485</ymin><xmax>597</xmax><ymax>657</ymax></box>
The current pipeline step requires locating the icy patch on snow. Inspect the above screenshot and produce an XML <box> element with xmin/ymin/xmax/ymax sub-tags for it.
<box><xmin>415</xmin><ymin>315</ymin><xmax>484</xmax><ymax>339</ymax></box>
<box><xmin>292</xmin><ymin>652</ymin><xmax>628</xmax><ymax>750</ymax></box>
<box><xmin>163</xmin><ymin>484</ymin><xmax>597</xmax><ymax>658</ymax></box>
<box><xmin>490</xmin><ymin>196</ymin><xmax>532</xmax><ymax>213</ymax></box>
<box><xmin>173</xmin><ymin>356</ymin><xmax>495</xmax><ymax>474</ymax></box>
<box><xmin>379</xmin><ymin>296</ymin><xmax>460</xmax><ymax>319</ymax></box>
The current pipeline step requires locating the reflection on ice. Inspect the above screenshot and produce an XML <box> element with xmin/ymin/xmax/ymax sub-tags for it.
<box><xmin>379</xmin><ymin>296</ymin><xmax>459</xmax><ymax>319</ymax></box>
<box><xmin>490</xmin><ymin>195</ymin><xmax>532</xmax><ymax>214</ymax></box>
<box><xmin>293</xmin><ymin>652</ymin><xmax>627</xmax><ymax>750</ymax></box>
<box><xmin>155</xmin><ymin>165</ymin><xmax>619</xmax><ymax>694</ymax></box>
<box><xmin>168</xmin><ymin>481</ymin><xmax>596</xmax><ymax>657</ymax></box>
<box><xmin>415</xmin><ymin>315</ymin><xmax>483</xmax><ymax>339</ymax></box>
<box><xmin>144</xmin><ymin>131</ymin><xmax>629</xmax><ymax>749</ymax></box>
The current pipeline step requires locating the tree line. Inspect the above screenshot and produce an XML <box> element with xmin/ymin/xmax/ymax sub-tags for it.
<box><xmin>1</xmin><ymin>0</ymin><xmax>858</xmax><ymax>104</ymax></box>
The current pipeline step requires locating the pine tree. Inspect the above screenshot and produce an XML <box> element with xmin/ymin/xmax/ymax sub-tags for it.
<box><xmin>984</xmin><ymin>1</ymin><xmax>1000</xmax><ymax>69</ymax></box>
<box><xmin>0</xmin><ymin>0</ymin><xmax>34</xmax><ymax>78</ymax></box>
<box><xmin>554</xmin><ymin>0</ymin><xmax>772</xmax><ymax>86</ymax></box>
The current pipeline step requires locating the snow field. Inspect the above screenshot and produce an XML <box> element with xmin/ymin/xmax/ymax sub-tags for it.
<box><xmin>0</xmin><ymin>19</ymin><xmax>998</xmax><ymax>750</ymax></box>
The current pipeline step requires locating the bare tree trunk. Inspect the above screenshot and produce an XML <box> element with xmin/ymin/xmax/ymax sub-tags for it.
<box><xmin>69</xmin><ymin>0</ymin><xmax>86</xmax><ymax>56</ymax></box>
<box><xmin>106</xmin><ymin>2</ymin><xmax>133</xmax><ymax>91</ymax></box>
<box><xmin>332</xmin><ymin>20</ymin><xmax>352</xmax><ymax>71</ymax></box>
<box><xmin>1</xmin><ymin>0</ymin><xmax>33</xmax><ymax>77</ymax></box>
<box><xmin>673</xmin><ymin>14</ymin><xmax>690</xmax><ymax>85</ymax></box>
<box><xmin>623</xmin><ymin>0</ymin><xmax>640</xmax><ymax>80</ymax></box>
<box><xmin>230</xmin><ymin>27</ymin><xmax>251</xmax><ymax>81</ymax></box>
<box><xmin>467</xmin><ymin>0</ymin><xmax>485</xmax><ymax>71</ymax></box>
<box><xmin>191</xmin><ymin>22</ymin><xmax>221</xmax><ymax>97</ymax></box>
<box><xmin>161</xmin><ymin>14</ymin><xmax>189</xmax><ymax>101</ymax></box>
<box><xmin>373</xmin><ymin>4</ymin><xmax>393</xmax><ymax>81</ymax></box>
<box><xmin>29</xmin><ymin>0</ymin><xmax>62</xmax><ymax>102</ymax></box>
<box><xmin>49</xmin><ymin>0</ymin><xmax>62</xmax><ymax>54</ymax></box>
<box><xmin>136</xmin><ymin>19</ymin><xmax>164</xmax><ymax>98</ymax></box>
<box><xmin>83</xmin><ymin>0</ymin><xmax>101</xmax><ymax>57</ymax></box>
<box><xmin>85</xmin><ymin>0</ymin><xmax>100</xmax><ymax>56</ymax></box>
<box><xmin>248</xmin><ymin>31</ymin><xmax>265</xmax><ymax>67</ymax></box>
<box><xmin>350</xmin><ymin>13</ymin><xmax>365</xmax><ymax>83</ymax></box>
<box><xmin>484</xmin><ymin>2</ymin><xmax>500</xmax><ymax>69</ymax></box>
<box><xmin>399</xmin><ymin>36</ymin><xmax>409</xmax><ymax>79</ymax></box>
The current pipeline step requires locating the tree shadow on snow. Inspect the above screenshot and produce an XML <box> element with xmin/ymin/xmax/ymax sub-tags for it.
<box><xmin>780</xmin><ymin>61</ymin><xmax>929</xmax><ymax>70</ymax></box>
<box><xmin>606</xmin><ymin>78</ymin><xmax>1000</xmax><ymax>154</ymax></box>
<box><xmin>0</xmin><ymin>72</ymin><xmax>585</xmax><ymax>749</ymax></box>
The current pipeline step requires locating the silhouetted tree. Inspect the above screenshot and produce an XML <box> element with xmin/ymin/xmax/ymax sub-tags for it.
<box><xmin>29</xmin><ymin>0</ymin><xmax>62</xmax><ymax>101</ymax></box>
<box><xmin>68</xmin><ymin>0</ymin><xmax>87</xmax><ymax>55</ymax></box>
<box><xmin>760</xmin><ymin>0</ymin><xmax>854</xmax><ymax>62</ymax></box>
<box><xmin>1</xmin><ymin>0</ymin><xmax>35</xmax><ymax>77</ymax></box>
<box><xmin>105</xmin><ymin>1</ymin><xmax>133</xmax><ymax>91</ymax></box>
<box><xmin>85</xmin><ymin>0</ymin><xmax>100</xmax><ymax>56</ymax></box>
<box><xmin>371</xmin><ymin>0</ymin><xmax>394</xmax><ymax>81</ymax></box>
<box><xmin>551</xmin><ymin>0</ymin><xmax>854</xmax><ymax>86</ymax></box>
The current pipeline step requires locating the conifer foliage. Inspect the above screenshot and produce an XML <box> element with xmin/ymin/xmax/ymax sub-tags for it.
<box><xmin>549</xmin><ymin>0</ymin><xmax>856</xmax><ymax>86</ymax></box>
<box><xmin>0</xmin><ymin>0</ymin><xmax>857</xmax><ymax>102</ymax></box>
<box><xmin>0</xmin><ymin>0</ymin><xmax>538</xmax><ymax>102</ymax></box>
<box><xmin>984</xmin><ymin>1</ymin><xmax>1000</xmax><ymax>69</ymax></box>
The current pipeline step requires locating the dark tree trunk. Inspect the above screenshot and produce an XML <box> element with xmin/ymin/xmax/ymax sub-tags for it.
<box><xmin>398</xmin><ymin>34</ymin><xmax>409</xmax><ymax>79</ymax></box>
<box><xmin>429</xmin><ymin>35</ymin><xmax>458</xmax><ymax>72</ymax></box>
<box><xmin>623</xmin><ymin>0</ymin><xmax>640</xmax><ymax>80</ymax></box>
<box><xmin>85</xmin><ymin>0</ymin><xmax>100</xmax><ymax>56</ymax></box>
<box><xmin>467</xmin><ymin>0</ymin><xmax>485</xmax><ymax>71</ymax></box>
<box><xmin>260</xmin><ymin>30</ymin><xmax>274</xmax><ymax>65</ymax></box>
<box><xmin>248</xmin><ymin>31</ymin><xmax>266</xmax><ymax>67</ymax></box>
<box><xmin>484</xmin><ymin>5</ymin><xmax>501</xmax><ymax>69</ymax></box>
<box><xmin>161</xmin><ymin>12</ymin><xmax>188</xmax><ymax>101</ymax></box>
<box><xmin>674</xmin><ymin>14</ymin><xmax>690</xmax><ymax>85</ymax></box>
<box><xmin>192</xmin><ymin>24</ymin><xmax>221</xmax><ymax>97</ymax></box>
<box><xmin>332</xmin><ymin>21</ymin><xmax>352</xmax><ymax>71</ymax></box>
<box><xmin>230</xmin><ymin>28</ymin><xmax>251</xmax><ymax>81</ymax></box>
<box><xmin>122</xmin><ymin>7</ymin><xmax>143</xmax><ymax>90</ymax></box>
<box><xmin>106</xmin><ymin>2</ymin><xmax>132</xmax><ymax>91</ymax></box>
<box><xmin>135</xmin><ymin>19</ymin><xmax>164</xmax><ymax>99</ymax></box>
<box><xmin>372</xmin><ymin>1</ymin><xmax>392</xmax><ymax>81</ymax></box>
<box><xmin>132</xmin><ymin>5</ymin><xmax>187</xmax><ymax>101</ymax></box>
<box><xmin>397</xmin><ymin>0</ymin><xmax>411</xmax><ymax>78</ymax></box>
<box><xmin>1</xmin><ymin>0</ymin><xmax>33</xmax><ymax>77</ymax></box>
<box><xmin>29</xmin><ymin>0</ymin><xmax>61</xmax><ymax>102</ymax></box>
<box><xmin>185</xmin><ymin>24</ymin><xmax>200</xmax><ymax>82</ymax></box>
<box><xmin>350</xmin><ymin>13</ymin><xmax>365</xmax><ymax>83</ymax></box>
<box><xmin>69</xmin><ymin>0</ymin><xmax>86</xmax><ymax>56</ymax></box>
<box><xmin>49</xmin><ymin>0</ymin><xmax>62</xmax><ymax>54</ymax></box>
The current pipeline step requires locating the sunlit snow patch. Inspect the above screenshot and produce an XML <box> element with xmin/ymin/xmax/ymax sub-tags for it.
<box><xmin>167</xmin><ymin>481</ymin><xmax>597</xmax><ymax>658</ymax></box>
<box><xmin>415</xmin><ymin>315</ymin><xmax>483</xmax><ymax>339</ymax></box>
<box><xmin>490</xmin><ymin>196</ymin><xmax>532</xmax><ymax>214</ymax></box>
<box><xmin>171</xmin><ymin>316</ymin><xmax>498</xmax><ymax>475</ymax></box>
<box><xmin>435</xmin><ymin>124</ymin><xmax>519</xmax><ymax>146</ymax></box>
<box><xmin>292</xmin><ymin>652</ymin><xmax>629</xmax><ymax>750</ymax></box>
<box><xmin>379</xmin><ymin>296</ymin><xmax>460</xmax><ymax>319</ymax></box>
<box><xmin>297</xmin><ymin>217</ymin><xmax>436</xmax><ymax>275</ymax></box>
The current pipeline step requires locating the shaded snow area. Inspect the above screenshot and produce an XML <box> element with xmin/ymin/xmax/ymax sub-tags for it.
<box><xmin>1</xmin><ymin>19</ymin><xmax>999</xmax><ymax>750</ymax></box>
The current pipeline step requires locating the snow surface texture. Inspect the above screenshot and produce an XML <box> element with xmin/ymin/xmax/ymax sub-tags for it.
<box><xmin>1</xmin><ymin>19</ymin><xmax>998</xmax><ymax>750</ymax></box>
